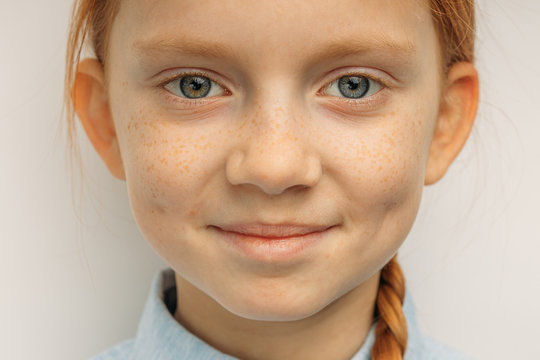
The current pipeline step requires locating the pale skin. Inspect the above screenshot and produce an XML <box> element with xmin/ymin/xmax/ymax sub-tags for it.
<box><xmin>73</xmin><ymin>0</ymin><xmax>479</xmax><ymax>359</ymax></box>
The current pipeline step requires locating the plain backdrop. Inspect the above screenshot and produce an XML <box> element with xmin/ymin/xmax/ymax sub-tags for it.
<box><xmin>1</xmin><ymin>1</ymin><xmax>538</xmax><ymax>359</ymax></box>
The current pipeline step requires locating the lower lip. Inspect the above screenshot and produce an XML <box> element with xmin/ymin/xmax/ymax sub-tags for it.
<box><xmin>212</xmin><ymin>226</ymin><xmax>334</xmax><ymax>263</ymax></box>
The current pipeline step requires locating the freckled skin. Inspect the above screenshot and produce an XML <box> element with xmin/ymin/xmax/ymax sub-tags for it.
<box><xmin>103</xmin><ymin>0</ymin><xmax>447</xmax><ymax>358</ymax></box>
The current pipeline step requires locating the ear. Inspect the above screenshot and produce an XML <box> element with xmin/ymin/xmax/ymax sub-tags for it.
<box><xmin>72</xmin><ymin>58</ymin><xmax>126</xmax><ymax>180</ymax></box>
<box><xmin>424</xmin><ymin>62</ymin><xmax>479</xmax><ymax>185</ymax></box>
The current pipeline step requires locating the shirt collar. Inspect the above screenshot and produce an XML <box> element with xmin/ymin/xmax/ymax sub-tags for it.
<box><xmin>132</xmin><ymin>268</ymin><xmax>424</xmax><ymax>360</ymax></box>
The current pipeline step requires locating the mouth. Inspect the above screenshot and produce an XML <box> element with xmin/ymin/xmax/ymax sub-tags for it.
<box><xmin>209</xmin><ymin>223</ymin><xmax>337</xmax><ymax>263</ymax></box>
<box><xmin>212</xmin><ymin>223</ymin><xmax>335</xmax><ymax>238</ymax></box>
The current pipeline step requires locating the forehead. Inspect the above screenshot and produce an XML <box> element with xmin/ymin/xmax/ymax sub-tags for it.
<box><xmin>112</xmin><ymin>0</ymin><xmax>435</xmax><ymax>66</ymax></box>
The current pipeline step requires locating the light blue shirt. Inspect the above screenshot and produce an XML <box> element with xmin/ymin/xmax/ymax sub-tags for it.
<box><xmin>91</xmin><ymin>268</ymin><xmax>472</xmax><ymax>360</ymax></box>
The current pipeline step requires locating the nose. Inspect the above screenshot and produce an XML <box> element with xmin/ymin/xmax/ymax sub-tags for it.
<box><xmin>225</xmin><ymin>105</ymin><xmax>322</xmax><ymax>196</ymax></box>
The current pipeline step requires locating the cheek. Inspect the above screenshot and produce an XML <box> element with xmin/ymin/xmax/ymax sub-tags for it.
<box><xmin>117</xmin><ymin>107</ymin><xmax>220</xmax><ymax>245</ymax></box>
<box><xmin>329</xmin><ymin>106</ymin><xmax>435</xmax><ymax>238</ymax></box>
<box><xmin>125</xmin><ymin>114</ymin><xmax>208</xmax><ymax>194</ymax></box>
<box><xmin>347</xmin><ymin>116</ymin><xmax>429</xmax><ymax>198</ymax></box>
<box><xmin>324</xmin><ymin>109</ymin><xmax>435</xmax><ymax>279</ymax></box>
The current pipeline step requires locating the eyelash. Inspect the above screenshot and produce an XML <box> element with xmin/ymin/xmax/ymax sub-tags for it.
<box><xmin>319</xmin><ymin>70</ymin><xmax>388</xmax><ymax>108</ymax></box>
<box><xmin>158</xmin><ymin>70</ymin><xmax>388</xmax><ymax>107</ymax></box>
<box><xmin>158</xmin><ymin>70</ymin><xmax>229</xmax><ymax>109</ymax></box>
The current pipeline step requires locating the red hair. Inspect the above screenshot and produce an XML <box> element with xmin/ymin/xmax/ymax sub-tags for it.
<box><xmin>63</xmin><ymin>1</ymin><xmax>476</xmax><ymax>359</ymax></box>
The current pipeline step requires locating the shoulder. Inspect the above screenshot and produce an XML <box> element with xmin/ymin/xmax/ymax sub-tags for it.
<box><xmin>406</xmin><ymin>335</ymin><xmax>474</xmax><ymax>360</ymax></box>
<box><xmin>89</xmin><ymin>339</ymin><xmax>135</xmax><ymax>360</ymax></box>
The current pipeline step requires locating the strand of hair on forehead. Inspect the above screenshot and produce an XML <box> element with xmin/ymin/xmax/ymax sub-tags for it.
<box><xmin>371</xmin><ymin>255</ymin><xmax>407</xmax><ymax>360</ymax></box>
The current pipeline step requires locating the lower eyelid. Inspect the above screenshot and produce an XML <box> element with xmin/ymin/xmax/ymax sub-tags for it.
<box><xmin>322</xmin><ymin>88</ymin><xmax>390</xmax><ymax>112</ymax></box>
<box><xmin>159</xmin><ymin>87</ymin><xmax>224</xmax><ymax>109</ymax></box>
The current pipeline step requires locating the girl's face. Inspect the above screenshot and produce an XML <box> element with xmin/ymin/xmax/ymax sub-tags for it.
<box><xmin>107</xmin><ymin>0</ymin><xmax>442</xmax><ymax>320</ymax></box>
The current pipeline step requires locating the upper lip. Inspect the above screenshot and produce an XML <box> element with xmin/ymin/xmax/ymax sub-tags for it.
<box><xmin>213</xmin><ymin>223</ymin><xmax>335</xmax><ymax>238</ymax></box>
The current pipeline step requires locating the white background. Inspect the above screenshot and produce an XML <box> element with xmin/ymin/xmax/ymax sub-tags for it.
<box><xmin>1</xmin><ymin>1</ymin><xmax>538</xmax><ymax>359</ymax></box>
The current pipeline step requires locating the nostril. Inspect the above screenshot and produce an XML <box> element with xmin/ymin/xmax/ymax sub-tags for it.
<box><xmin>225</xmin><ymin>138</ymin><xmax>322</xmax><ymax>195</ymax></box>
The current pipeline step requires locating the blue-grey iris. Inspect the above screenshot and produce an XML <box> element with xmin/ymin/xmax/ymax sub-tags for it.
<box><xmin>180</xmin><ymin>76</ymin><xmax>211</xmax><ymax>99</ymax></box>
<box><xmin>338</xmin><ymin>76</ymin><xmax>369</xmax><ymax>99</ymax></box>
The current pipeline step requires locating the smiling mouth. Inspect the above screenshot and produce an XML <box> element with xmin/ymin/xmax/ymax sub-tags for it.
<box><xmin>209</xmin><ymin>223</ymin><xmax>336</xmax><ymax>263</ymax></box>
<box><xmin>211</xmin><ymin>223</ymin><xmax>335</xmax><ymax>238</ymax></box>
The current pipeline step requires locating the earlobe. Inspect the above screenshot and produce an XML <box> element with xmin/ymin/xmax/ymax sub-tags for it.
<box><xmin>425</xmin><ymin>62</ymin><xmax>479</xmax><ymax>185</ymax></box>
<box><xmin>72</xmin><ymin>58</ymin><xmax>126</xmax><ymax>180</ymax></box>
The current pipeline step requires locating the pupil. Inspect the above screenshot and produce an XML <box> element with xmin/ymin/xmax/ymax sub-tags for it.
<box><xmin>338</xmin><ymin>76</ymin><xmax>369</xmax><ymax>98</ymax></box>
<box><xmin>348</xmin><ymin>78</ymin><xmax>360</xmax><ymax>90</ymax></box>
<box><xmin>190</xmin><ymin>79</ymin><xmax>202</xmax><ymax>91</ymax></box>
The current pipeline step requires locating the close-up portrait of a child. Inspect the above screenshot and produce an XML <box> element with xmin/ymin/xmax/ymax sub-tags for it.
<box><xmin>1</xmin><ymin>1</ymin><xmax>539</xmax><ymax>359</ymax></box>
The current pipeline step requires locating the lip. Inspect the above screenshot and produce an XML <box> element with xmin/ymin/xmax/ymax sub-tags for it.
<box><xmin>210</xmin><ymin>223</ymin><xmax>336</xmax><ymax>263</ymax></box>
<box><xmin>214</xmin><ymin>223</ymin><xmax>334</xmax><ymax>238</ymax></box>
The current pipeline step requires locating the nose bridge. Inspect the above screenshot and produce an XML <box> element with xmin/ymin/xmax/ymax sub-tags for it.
<box><xmin>225</xmin><ymin>94</ymin><xmax>322</xmax><ymax>196</ymax></box>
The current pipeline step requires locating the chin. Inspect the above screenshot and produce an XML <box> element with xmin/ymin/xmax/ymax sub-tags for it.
<box><xmin>214</xmin><ymin>283</ymin><xmax>332</xmax><ymax>322</ymax></box>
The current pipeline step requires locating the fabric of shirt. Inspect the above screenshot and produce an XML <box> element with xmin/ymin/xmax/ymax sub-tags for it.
<box><xmin>90</xmin><ymin>268</ymin><xmax>473</xmax><ymax>360</ymax></box>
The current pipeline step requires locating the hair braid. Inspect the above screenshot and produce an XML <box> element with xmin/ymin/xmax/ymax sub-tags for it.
<box><xmin>371</xmin><ymin>255</ymin><xmax>408</xmax><ymax>360</ymax></box>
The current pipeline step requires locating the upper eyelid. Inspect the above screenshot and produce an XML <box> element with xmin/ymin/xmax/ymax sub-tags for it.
<box><xmin>159</xmin><ymin>70</ymin><xmax>229</xmax><ymax>92</ymax></box>
<box><xmin>320</xmin><ymin>70</ymin><xmax>390</xmax><ymax>91</ymax></box>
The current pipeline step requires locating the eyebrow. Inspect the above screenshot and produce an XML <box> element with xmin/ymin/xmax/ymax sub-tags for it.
<box><xmin>133</xmin><ymin>36</ymin><xmax>236</xmax><ymax>62</ymax></box>
<box><xmin>132</xmin><ymin>34</ymin><xmax>417</xmax><ymax>64</ymax></box>
<box><xmin>317</xmin><ymin>36</ymin><xmax>415</xmax><ymax>61</ymax></box>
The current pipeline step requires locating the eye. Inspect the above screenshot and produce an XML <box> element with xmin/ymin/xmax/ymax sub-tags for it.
<box><xmin>322</xmin><ymin>75</ymin><xmax>383</xmax><ymax>99</ymax></box>
<box><xmin>163</xmin><ymin>73</ymin><xmax>226</xmax><ymax>99</ymax></box>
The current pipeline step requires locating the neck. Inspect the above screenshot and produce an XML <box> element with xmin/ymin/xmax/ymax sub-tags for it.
<box><xmin>173</xmin><ymin>271</ymin><xmax>380</xmax><ymax>360</ymax></box>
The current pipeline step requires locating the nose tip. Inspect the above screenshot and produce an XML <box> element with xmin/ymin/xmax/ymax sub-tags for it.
<box><xmin>225</xmin><ymin>144</ymin><xmax>322</xmax><ymax>196</ymax></box>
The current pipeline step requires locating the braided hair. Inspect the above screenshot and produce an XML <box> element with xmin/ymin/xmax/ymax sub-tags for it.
<box><xmin>371</xmin><ymin>256</ymin><xmax>407</xmax><ymax>359</ymax></box>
